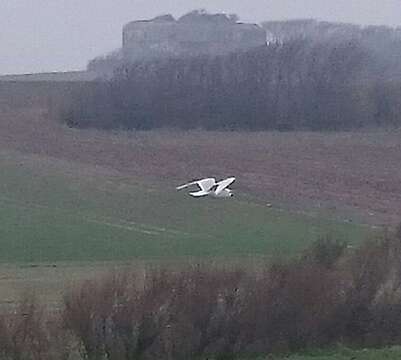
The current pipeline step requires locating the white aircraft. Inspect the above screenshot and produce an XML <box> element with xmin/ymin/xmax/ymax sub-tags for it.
<box><xmin>176</xmin><ymin>177</ymin><xmax>236</xmax><ymax>198</ymax></box>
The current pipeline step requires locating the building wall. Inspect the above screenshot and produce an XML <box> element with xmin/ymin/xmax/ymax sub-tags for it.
<box><xmin>122</xmin><ymin>21</ymin><xmax>267</xmax><ymax>61</ymax></box>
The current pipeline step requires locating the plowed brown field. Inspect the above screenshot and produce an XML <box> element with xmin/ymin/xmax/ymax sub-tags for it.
<box><xmin>1</xmin><ymin>107</ymin><xmax>400</xmax><ymax>225</ymax></box>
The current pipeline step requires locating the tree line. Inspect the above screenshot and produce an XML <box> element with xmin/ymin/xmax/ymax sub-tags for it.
<box><xmin>59</xmin><ymin>37</ymin><xmax>401</xmax><ymax>131</ymax></box>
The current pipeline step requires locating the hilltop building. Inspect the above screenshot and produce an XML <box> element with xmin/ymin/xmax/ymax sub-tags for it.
<box><xmin>121</xmin><ymin>11</ymin><xmax>267</xmax><ymax>61</ymax></box>
<box><xmin>88</xmin><ymin>11</ymin><xmax>267</xmax><ymax>77</ymax></box>
<box><xmin>0</xmin><ymin>11</ymin><xmax>268</xmax><ymax>81</ymax></box>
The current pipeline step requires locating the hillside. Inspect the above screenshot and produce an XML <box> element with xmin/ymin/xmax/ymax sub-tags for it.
<box><xmin>1</xmin><ymin>88</ymin><xmax>400</xmax><ymax>226</ymax></box>
<box><xmin>0</xmin><ymin>71</ymin><xmax>98</xmax><ymax>82</ymax></box>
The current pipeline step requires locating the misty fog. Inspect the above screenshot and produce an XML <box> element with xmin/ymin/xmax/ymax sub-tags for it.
<box><xmin>1</xmin><ymin>0</ymin><xmax>400</xmax><ymax>74</ymax></box>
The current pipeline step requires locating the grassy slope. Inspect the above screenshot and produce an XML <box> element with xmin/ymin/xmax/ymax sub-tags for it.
<box><xmin>0</xmin><ymin>151</ymin><xmax>369</xmax><ymax>263</ymax></box>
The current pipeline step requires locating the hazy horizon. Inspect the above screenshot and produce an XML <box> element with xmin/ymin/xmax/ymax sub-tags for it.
<box><xmin>1</xmin><ymin>0</ymin><xmax>400</xmax><ymax>75</ymax></box>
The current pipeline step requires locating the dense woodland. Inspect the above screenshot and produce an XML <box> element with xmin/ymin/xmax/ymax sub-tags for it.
<box><xmin>61</xmin><ymin>20</ymin><xmax>401</xmax><ymax>131</ymax></box>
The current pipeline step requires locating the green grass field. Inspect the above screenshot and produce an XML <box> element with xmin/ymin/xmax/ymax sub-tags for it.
<box><xmin>0</xmin><ymin>151</ymin><xmax>370</xmax><ymax>264</ymax></box>
<box><xmin>0</xmin><ymin>151</ymin><xmax>391</xmax><ymax>360</ymax></box>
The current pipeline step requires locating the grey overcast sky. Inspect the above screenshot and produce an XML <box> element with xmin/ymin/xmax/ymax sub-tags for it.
<box><xmin>1</xmin><ymin>0</ymin><xmax>400</xmax><ymax>75</ymax></box>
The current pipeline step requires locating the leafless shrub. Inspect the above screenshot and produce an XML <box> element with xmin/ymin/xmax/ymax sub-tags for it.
<box><xmin>4</xmin><ymin>228</ymin><xmax>401</xmax><ymax>359</ymax></box>
<box><xmin>60</xmin><ymin>229</ymin><xmax>401</xmax><ymax>358</ymax></box>
<box><xmin>337</xmin><ymin>224</ymin><xmax>401</xmax><ymax>346</ymax></box>
<box><xmin>0</xmin><ymin>293</ymin><xmax>69</xmax><ymax>360</ymax></box>
<box><xmin>235</xmin><ymin>260</ymin><xmax>343</xmax><ymax>356</ymax></box>
<box><xmin>62</xmin><ymin>266</ymin><xmax>246</xmax><ymax>360</ymax></box>
<box><xmin>63</xmin><ymin>272</ymin><xmax>135</xmax><ymax>359</ymax></box>
<box><xmin>157</xmin><ymin>266</ymin><xmax>245</xmax><ymax>360</ymax></box>
<box><xmin>303</xmin><ymin>236</ymin><xmax>348</xmax><ymax>269</ymax></box>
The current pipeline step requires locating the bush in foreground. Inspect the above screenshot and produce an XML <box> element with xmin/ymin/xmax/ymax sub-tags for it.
<box><xmin>3</xmin><ymin>228</ymin><xmax>401</xmax><ymax>359</ymax></box>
